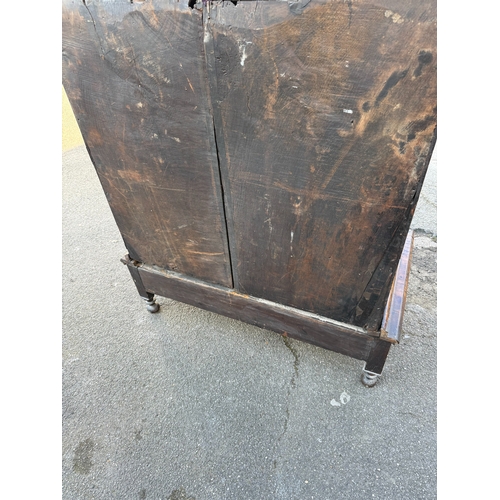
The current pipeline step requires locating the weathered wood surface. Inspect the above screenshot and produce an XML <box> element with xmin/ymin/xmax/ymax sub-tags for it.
<box><xmin>131</xmin><ymin>260</ymin><xmax>388</xmax><ymax>361</ymax></box>
<box><xmin>62</xmin><ymin>0</ymin><xmax>233</xmax><ymax>287</ymax></box>
<box><xmin>364</xmin><ymin>339</ymin><xmax>392</xmax><ymax>375</ymax></box>
<box><xmin>205</xmin><ymin>0</ymin><xmax>436</xmax><ymax>330</ymax></box>
<box><xmin>63</xmin><ymin>0</ymin><xmax>436</xmax><ymax>336</ymax></box>
<box><xmin>381</xmin><ymin>229</ymin><xmax>414</xmax><ymax>343</ymax></box>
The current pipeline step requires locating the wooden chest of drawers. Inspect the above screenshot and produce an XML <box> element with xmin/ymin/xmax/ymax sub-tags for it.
<box><xmin>62</xmin><ymin>0</ymin><xmax>436</xmax><ymax>385</ymax></box>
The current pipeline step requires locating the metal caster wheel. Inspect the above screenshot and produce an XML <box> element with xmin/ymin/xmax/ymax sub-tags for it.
<box><xmin>361</xmin><ymin>370</ymin><xmax>379</xmax><ymax>387</ymax></box>
<box><xmin>143</xmin><ymin>296</ymin><xmax>160</xmax><ymax>313</ymax></box>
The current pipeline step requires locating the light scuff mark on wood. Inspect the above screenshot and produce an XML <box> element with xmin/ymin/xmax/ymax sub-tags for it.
<box><xmin>384</xmin><ymin>10</ymin><xmax>404</xmax><ymax>24</ymax></box>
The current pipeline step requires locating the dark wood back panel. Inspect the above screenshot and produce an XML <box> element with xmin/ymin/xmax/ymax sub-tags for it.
<box><xmin>62</xmin><ymin>0</ymin><xmax>233</xmax><ymax>287</ymax></box>
<box><xmin>206</xmin><ymin>0</ymin><xmax>436</xmax><ymax>329</ymax></box>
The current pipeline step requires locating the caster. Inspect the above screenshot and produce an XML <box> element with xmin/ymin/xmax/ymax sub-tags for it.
<box><xmin>361</xmin><ymin>370</ymin><xmax>380</xmax><ymax>387</ymax></box>
<box><xmin>143</xmin><ymin>296</ymin><xmax>160</xmax><ymax>313</ymax></box>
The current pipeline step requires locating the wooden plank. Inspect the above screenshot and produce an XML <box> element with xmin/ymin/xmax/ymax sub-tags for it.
<box><xmin>205</xmin><ymin>0</ymin><xmax>436</xmax><ymax>329</ymax></box>
<box><xmin>132</xmin><ymin>261</ymin><xmax>386</xmax><ymax>362</ymax></box>
<box><xmin>380</xmin><ymin>229</ymin><xmax>414</xmax><ymax>343</ymax></box>
<box><xmin>62</xmin><ymin>0</ymin><xmax>233</xmax><ymax>287</ymax></box>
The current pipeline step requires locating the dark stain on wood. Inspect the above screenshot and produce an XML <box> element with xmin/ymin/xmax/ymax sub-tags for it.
<box><xmin>62</xmin><ymin>0</ymin><xmax>232</xmax><ymax>287</ymax></box>
<box><xmin>205</xmin><ymin>0</ymin><xmax>436</xmax><ymax>329</ymax></box>
<box><xmin>63</xmin><ymin>0</ymin><xmax>436</xmax><ymax>348</ymax></box>
<box><xmin>414</xmin><ymin>50</ymin><xmax>433</xmax><ymax>77</ymax></box>
<box><xmin>375</xmin><ymin>69</ymin><xmax>409</xmax><ymax>106</ymax></box>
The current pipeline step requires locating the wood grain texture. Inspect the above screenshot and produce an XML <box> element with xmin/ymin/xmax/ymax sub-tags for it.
<box><xmin>62</xmin><ymin>0</ymin><xmax>233</xmax><ymax>287</ymax></box>
<box><xmin>380</xmin><ymin>228</ymin><xmax>414</xmax><ymax>343</ymax></box>
<box><xmin>205</xmin><ymin>0</ymin><xmax>436</xmax><ymax>330</ymax></box>
<box><xmin>132</xmin><ymin>261</ymin><xmax>386</xmax><ymax>361</ymax></box>
<box><xmin>364</xmin><ymin>339</ymin><xmax>392</xmax><ymax>375</ymax></box>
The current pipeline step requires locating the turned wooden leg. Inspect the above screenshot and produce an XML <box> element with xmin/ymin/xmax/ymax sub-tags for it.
<box><xmin>361</xmin><ymin>370</ymin><xmax>379</xmax><ymax>387</ymax></box>
<box><xmin>361</xmin><ymin>340</ymin><xmax>391</xmax><ymax>387</ymax></box>
<box><xmin>121</xmin><ymin>255</ymin><xmax>160</xmax><ymax>313</ymax></box>
<box><xmin>142</xmin><ymin>293</ymin><xmax>160</xmax><ymax>313</ymax></box>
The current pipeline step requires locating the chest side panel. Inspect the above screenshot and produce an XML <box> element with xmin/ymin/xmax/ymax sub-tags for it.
<box><xmin>207</xmin><ymin>0</ymin><xmax>436</xmax><ymax>329</ymax></box>
<box><xmin>62</xmin><ymin>0</ymin><xmax>233</xmax><ymax>287</ymax></box>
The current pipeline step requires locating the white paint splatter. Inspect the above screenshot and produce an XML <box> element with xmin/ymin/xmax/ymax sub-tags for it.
<box><xmin>340</xmin><ymin>391</ymin><xmax>350</xmax><ymax>404</ymax></box>
<box><xmin>240</xmin><ymin>45</ymin><xmax>247</xmax><ymax>66</ymax></box>
<box><xmin>264</xmin><ymin>196</ymin><xmax>272</xmax><ymax>232</ymax></box>
<box><xmin>330</xmin><ymin>391</ymin><xmax>351</xmax><ymax>407</ymax></box>
<box><xmin>239</xmin><ymin>41</ymin><xmax>252</xmax><ymax>67</ymax></box>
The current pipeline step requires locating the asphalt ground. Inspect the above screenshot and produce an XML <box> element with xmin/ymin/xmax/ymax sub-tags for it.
<box><xmin>61</xmin><ymin>144</ymin><xmax>438</xmax><ymax>500</ymax></box>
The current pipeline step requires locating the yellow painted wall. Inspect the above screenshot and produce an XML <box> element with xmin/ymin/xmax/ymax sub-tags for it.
<box><xmin>62</xmin><ymin>86</ymin><xmax>84</xmax><ymax>152</ymax></box>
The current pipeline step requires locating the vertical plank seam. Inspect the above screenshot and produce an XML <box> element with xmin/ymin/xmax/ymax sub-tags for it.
<box><xmin>202</xmin><ymin>2</ymin><xmax>240</xmax><ymax>289</ymax></box>
<box><xmin>211</xmin><ymin>114</ymin><xmax>236</xmax><ymax>288</ymax></box>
